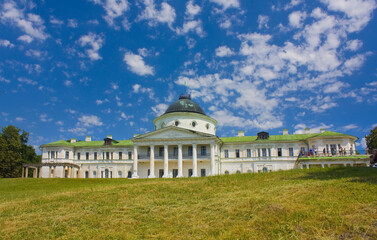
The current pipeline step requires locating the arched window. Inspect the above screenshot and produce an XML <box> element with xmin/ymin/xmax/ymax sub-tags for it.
<box><xmin>205</xmin><ymin>123</ymin><xmax>210</xmax><ymax>130</ymax></box>
<box><xmin>93</xmin><ymin>171</ymin><xmax>97</xmax><ymax>178</ymax></box>
<box><xmin>85</xmin><ymin>171</ymin><xmax>89</xmax><ymax>178</ymax></box>
<box><xmin>127</xmin><ymin>171</ymin><xmax>132</xmax><ymax>178</ymax></box>
<box><xmin>263</xmin><ymin>167</ymin><xmax>268</xmax><ymax>172</ymax></box>
<box><xmin>225</xmin><ymin>171</ymin><xmax>229</xmax><ymax>175</ymax></box>
<box><xmin>236</xmin><ymin>170</ymin><xmax>241</xmax><ymax>174</ymax></box>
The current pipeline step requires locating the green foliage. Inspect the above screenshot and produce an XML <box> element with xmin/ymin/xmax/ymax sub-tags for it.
<box><xmin>365</xmin><ymin>126</ymin><xmax>377</xmax><ymax>151</ymax></box>
<box><xmin>0</xmin><ymin>125</ymin><xmax>40</xmax><ymax>178</ymax></box>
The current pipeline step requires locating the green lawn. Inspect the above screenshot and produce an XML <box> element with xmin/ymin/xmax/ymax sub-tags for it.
<box><xmin>1</xmin><ymin>167</ymin><xmax>377</xmax><ymax>239</ymax></box>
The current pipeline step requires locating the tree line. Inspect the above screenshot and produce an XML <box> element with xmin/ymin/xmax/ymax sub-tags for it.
<box><xmin>0</xmin><ymin>125</ymin><xmax>41</xmax><ymax>178</ymax></box>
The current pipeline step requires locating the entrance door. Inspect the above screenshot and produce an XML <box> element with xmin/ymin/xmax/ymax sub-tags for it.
<box><xmin>159</xmin><ymin>169</ymin><xmax>164</xmax><ymax>178</ymax></box>
<box><xmin>105</xmin><ymin>169</ymin><xmax>109</xmax><ymax>178</ymax></box>
<box><xmin>201</xmin><ymin>169</ymin><xmax>206</xmax><ymax>177</ymax></box>
<box><xmin>172</xmin><ymin>169</ymin><xmax>178</xmax><ymax>178</ymax></box>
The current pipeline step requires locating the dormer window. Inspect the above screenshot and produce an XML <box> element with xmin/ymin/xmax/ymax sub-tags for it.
<box><xmin>104</xmin><ymin>138</ymin><xmax>112</xmax><ymax>145</ymax></box>
<box><xmin>257</xmin><ymin>131</ymin><xmax>269</xmax><ymax>140</ymax></box>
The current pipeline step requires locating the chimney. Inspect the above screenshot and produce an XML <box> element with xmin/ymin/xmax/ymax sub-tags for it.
<box><xmin>283</xmin><ymin>128</ymin><xmax>288</xmax><ymax>135</ymax></box>
<box><xmin>320</xmin><ymin>128</ymin><xmax>326</xmax><ymax>133</ymax></box>
<box><xmin>70</xmin><ymin>138</ymin><xmax>76</xmax><ymax>143</ymax></box>
<box><xmin>107</xmin><ymin>135</ymin><xmax>112</xmax><ymax>139</ymax></box>
<box><xmin>85</xmin><ymin>136</ymin><xmax>91</xmax><ymax>142</ymax></box>
<box><xmin>237</xmin><ymin>130</ymin><xmax>245</xmax><ymax>137</ymax></box>
<box><xmin>305</xmin><ymin>128</ymin><xmax>310</xmax><ymax>134</ymax></box>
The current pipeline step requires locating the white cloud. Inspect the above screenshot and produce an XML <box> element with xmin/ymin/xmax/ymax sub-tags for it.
<box><xmin>293</xmin><ymin>123</ymin><xmax>333</xmax><ymax>134</ymax></box>
<box><xmin>151</xmin><ymin>103</ymin><xmax>168</xmax><ymax>116</ymax></box>
<box><xmin>132</xmin><ymin>83</ymin><xmax>155</xmax><ymax>99</ymax></box>
<box><xmin>40</xmin><ymin>113</ymin><xmax>52</xmax><ymax>122</ymax></box>
<box><xmin>0</xmin><ymin>1</ymin><xmax>48</xmax><ymax>41</ymax></box>
<box><xmin>186</xmin><ymin>0</ymin><xmax>201</xmax><ymax>18</ymax></box>
<box><xmin>50</xmin><ymin>16</ymin><xmax>64</xmax><ymax>25</ymax></box>
<box><xmin>96</xmin><ymin>99</ymin><xmax>109</xmax><ymax>105</ymax></box>
<box><xmin>78</xmin><ymin>114</ymin><xmax>103</xmax><ymax>127</ymax></box>
<box><xmin>215</xmin><ymin>46</ymin><xmax>234</xmax><ymax>57</ymax></box>
<box><xmin>25</xmin><ymin>49</ymin><xmax>47</xmax><ymax>59</ymax></box>
<box><xmin>123</xmin><ymin>52</ymin><xmax>154</xmax><ymax>76</ymax></box>
<box><xmin>55</xmin><ymin>121</ymin><xmax>63</xmax><ymax>126</ymax></box>
<box><xmin>15</xmin><ymin>117</ymin><xmax>24</xmax><ymax>122</ymax></box>
<box><xmin>209</xmin><ymin>0</ymin><xmax>240</xmax><ymax>10</ymax></box>
<box><xmin>176</xmin><ymin>20</ymin><xmax>204</xmax><ymax>37</ymax></box>
<box><xmin>90</xmin><ymin>0</ymin><xmax>129</xmax><ymax>27</ymax></box>
<box><xmin>0</xmin><ymin>76</ymin><xmax>10</xmax><ymax>83</ymax></box>
<box><xmin>342</xmin><ymin>124</ymin><xmax>358</xmax><ymax>130</ymax></box>
<box><xmin>64</xmin><ymin>80</ymin><xmax>72</xmax><ymax>87</ymax></box>
<box><xmin>139</xmin><ymin>0</ymin><xmax>176</xmax><ymax>27</ymax></box>
<box><xmin>0</xmin><ymin>39</ymin><xmax>14</xmax><ymax>48</ymax></box>
<box><xmin>320</xmin><ymin>0</ymin><xmax>377</xmax><ymax>32</ymax></box>
<box><xmin>17</xmin><ymin>77</ymin><xmax>37</xmax><ymax>85</ymax></box>
<box><xmin>17</xmin><ymin>35</ymin><xmax>33</xmax><ymax>43</ymax></box>
<box><xmin>78</xmin><ymin>33</ymin><xmax>104</xmax><ymax>61</ymax></box>
<box><xmin>67</xmin><ymin>19</ymin><xmax>78</xmax><ymax>28</ymax></box>
<box><xmin>257</xmin><ymin>15</ymin><xmax>269</xmax><ymax>29</ymax></box>
<box><xmin>288</xmin><ymin>11</ymin><xmax>307</xmax><ymax>28</ymax></box>
<box><xmin>356</xmin><ymin>137</ymin><xmax>367</xmax><ymax>149</ymax></box>
<box><xmin>345</xmin><ymin>39</ymin><xmax>362</xmax><ymax>51</ymax></box>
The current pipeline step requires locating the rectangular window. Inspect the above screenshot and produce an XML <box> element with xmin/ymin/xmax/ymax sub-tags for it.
<box><xmin>224</xmin><ymin>150</ymin><xmax>229</xmax><ymax>158</ymax></box>
<box><xmin>102</xmin><ymin>152</ymin><xmax>105</xmax><ymax>160</ymax></box>
<box><xmin>147</xmin><ymin>147</ymin><xmax>151</xmax><ymax>157</ymax></box>
<box><xmin>65</xmin><ymin>151</ymin><xmax>69</xmax><ymax>159</ymax></box>
<box><xmin>258</xmin><ymin>149</ymin><xmax>261</xmax><ymax>157</ymax></box>
<box><xmin>86</xmin><ymin>152</ymin><xmax>89</xmax><ymax>160</ymax></box>
<box><xmin>201</xmin><ymin>169</ymin><xmax>206</xmax><ymax>177</ymax></box>
<box><xmin>278</xmin><ymin>148</ymin><xmax>282</xmax><ymax>157</ymax></box>
<box><xmin>201</xmin><ymin>146</ymin><xmax>206</xmax><ymax>156</ymax></box>
<box><xmin>235</xmin><ymin>149</ymin><xmax>240</xmax><ymax>158</ymax></box>
<box><xmin>148</xmin><ymin>169</ymin><xmax>150</xmax><ymax>176</ymax></box>
<box><xmin>77</xmin><ymin>152</ymin><xmax>80</xmax><ymax>160</ymax></box>
<box><xmin>51</xmin><ymin>151</ymin><xmax>55</xmax><ymax>159</ymax></box>
<box><xmin>48</xmin><ymin>151</ymin><xmax>50</xmax><ymax>159</ymax></box>
<box><xmin>119</xmin><ymin>152</ymin><xmax>122</xmax><ymax>160</ymax></box>
<box><xmin>247</xmin><ymin>149</ymin><xmax>251</xmax><ymax>157</ymax></box>
<box><xmin>188</xmin><ymin>146</ymin><xmax>193</xmax><ymax>156</ymax></box>
<box><xmin>94</xmin><ymin>152</ymin><xmax>98</xmax><ymax>160</ymax></box>
<box><xmin>159</xmin><ymin>169</ymin><xmax>164</xmax><ymax>178</ymax></box>
<box><xmin>128</xmin><ymin>151</ymin><xmax>132</xmax><ymax>159</ymax></box>
<box><xmin>173</xmin><ymin>147</ymin><xmax>178</xmax><ymax>156</ymax></box>
<box><xmin>268</xmin><ymin>148</ymin><xmax>271</xmax><ymax>157</ymax></box>
<box><xmin>289</xmin><ymin>148</ymin><xmax>294</xmax><ymax>156</ymax></box>
<box><xmin>300</xmin><ymin>147</ymin><xmax>306</xmax><ymax>153</ymax></box>
<box><xmin>188</xmin><ymin>169</ymin><xmax>193</xmax><ymax>177</ymax></box>
<box><xmin>159</xmin><ymin>147</ymin><xmax>164</xmax><ymax>157</ymax></box>
<box><xmin>106</xmin><ymin>152</ymin><xmax>110</xmax><ymax>160</ymax></box>
<box><xmin>262</xmin><ymin>148</ymin><xmax>267</xmax><ymax>157</ymax></box>
<box><xmin>111</xmin><ymin>152</ymin><xmax>113</xmax><ymax>160</ymax></box>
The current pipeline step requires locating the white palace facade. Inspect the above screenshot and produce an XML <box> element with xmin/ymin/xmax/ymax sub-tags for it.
<box><xmin>25</xmin><ymin>94</ymin><xmax>368</xmax><ymax>179</ymax></box>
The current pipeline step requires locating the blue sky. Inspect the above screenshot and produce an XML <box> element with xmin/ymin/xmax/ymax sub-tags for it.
<box><xmin>1</xmin><ymin>0</ymin><xmax>377</xmax><ymax>152</ymax></box>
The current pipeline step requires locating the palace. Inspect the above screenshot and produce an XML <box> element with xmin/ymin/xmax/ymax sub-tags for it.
<box><xmin>24</xmin><ymin>94</ymin><xmax>368</xmax><ymax>179</ymax></box>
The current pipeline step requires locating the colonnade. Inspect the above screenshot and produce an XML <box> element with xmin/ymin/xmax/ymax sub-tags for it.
<box><xmin>21</xmin><ymin>164</ymin><xmax>79</xmax><ymax>178</ymax></box>
<box><xmin>132</xmin><ymin>143</ymin><xmax>216</xmax><ymax>178</ymax></box>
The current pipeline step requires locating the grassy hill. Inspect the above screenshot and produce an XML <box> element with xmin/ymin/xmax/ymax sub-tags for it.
<box><xmin>1</xmin><ymin>167</ymin><xmax>377</xmax><ymax>239</ymax></box>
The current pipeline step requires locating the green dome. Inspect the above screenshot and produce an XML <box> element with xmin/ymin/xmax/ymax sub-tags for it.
<box><xmin>165</xmin><ymin>94</ymin><xmax>205</xmax><ymax>115</ymax></box>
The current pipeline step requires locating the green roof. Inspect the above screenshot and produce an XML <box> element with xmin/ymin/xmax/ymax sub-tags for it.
<box><xmin>41</xmin><ymin>139</ymin><xmax>134</xmax><ymax>148</ymax></box>
<box><xmin>220</xmin><ymin>131</ymin><xmax>356</xmax><ymax>143</ymax></box>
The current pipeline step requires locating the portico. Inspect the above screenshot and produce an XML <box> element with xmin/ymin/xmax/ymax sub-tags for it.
<box><xmin>131</xmin><ymin>126</ymin><xmax>220</xmax><ymax>178</ymax></box>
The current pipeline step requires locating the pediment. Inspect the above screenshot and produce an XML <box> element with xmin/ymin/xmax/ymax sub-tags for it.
<box><xmin>133</xmin><ymin>126</ymin><xmax>213</xmax><ymax>140</ymax></box>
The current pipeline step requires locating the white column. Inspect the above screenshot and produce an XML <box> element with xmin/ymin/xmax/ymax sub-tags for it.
<box><xmin>132</xmin><ymin>146</ymin><xmax>139</xmax><ymax>178</ymax></box>
<box><xmin>163</xmin><ymin>144</ymin><xmax>169</xmax><ymax>178</ymax></box>
<box><xmin>210</xmin><ymin>143</ymin><xmax>215</xmax><ymax>176</ymax></box>
<box><xmin>192</xmin><ymin>144</ymin><xmax>198</xmax><ymax>177</ymax></box>
<box><xmin>177</xmin><ymin>144</ymin><xmax>183</xmax><ymax>177</ymax></box>
<box><xmin>149</xmin><ymin>145</ymin><xmax>155</xmax><ymax>178</ymax></box>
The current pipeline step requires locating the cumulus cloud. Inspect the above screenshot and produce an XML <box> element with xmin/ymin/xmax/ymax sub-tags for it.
<box><xmin>40</xmin><ymin>113</ymin><xmax>52</xmax><ymax>122</ymax></box>
<box><xmin>215</xmin><ymin>46</ymin><xmax>234</xmax><ymax>57</ymax></box>
<box><xmin>342</xmin><ymin>124</ymin><xmax>358</xmax><ymax>130</ymax></box>
<box><xmin>78</xmin><ymin>33</ymin><xmax>104</xmax><ymax>61</ymax></box>
<box><xmin>17</xmin><ymin>77</ymin><xmax>37</xmax><ymax>85</ymax></box>
<box><xmin>138</xmin><ymin>0</ymin><xmax>176</xmax><ymax>27</ymax></box>
<box><xmin>186</xmin><ymin>0</ymin><xmax>201</xmax><ymax>18</ymax></box>
<box><xmin>209</xmin><ymin>0</ymin><xmax>240</xmax><ymax>10</ymax></box>
<box><xmin>78</xmin><ymin>114</ymin><xmax>103</xmax><ymax>127</ymax></box>
<box><xmin>0</xmin><ymin>39</ymin><xmax>14</xmax><ymax>48</ymax></box>
<box><xmin>17</xmin><ymin>35</ymin><xmax>33</xmax><ymax>43</ymax></box>
<box><xmin>132</xmin><ymin>83</ymin><xmax>155</xmax><ymax>99</ymax></box>
<box><xmin>258</xmin><ymin>15</ymin><xmax>269</xmax><ymax>29</ymax></box>
<box><xmin>123</xmin><ymin>52</ymin><xmax>154</xmax><ymax>76</ymax></box>
<box><xmin>151</xmin><ymin>103</ymin><xmax>168</xmax><ymax>116</ymax></box>
<box><xmin>293</xmin><ymin>123</ymin><xmax>333</xmax><ymax>134</ymax></box>
<box><xmin>288</xmin><ymin>11</ymin><xmax>307</xmax><ymax>28</ymax></box>
<box><xmin>90</xmin><ymin>0</ymin><xmax>129</xmax><ymax>28</ymax></box>
<box><xmin>0</xmin><ymin>1</ymin><xmax>48</xmax><ymax>41</ymax></box>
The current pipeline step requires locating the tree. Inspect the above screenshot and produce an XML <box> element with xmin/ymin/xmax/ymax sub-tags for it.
<box><xmin>365</xmin><ymin>126</ymin><xmax>377</xmax><ymax>152</ymax></box>
<box><xmin>0</xmin><ymin>125</ymin><xmax>40</xmax><ymax>178</ymax></box>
